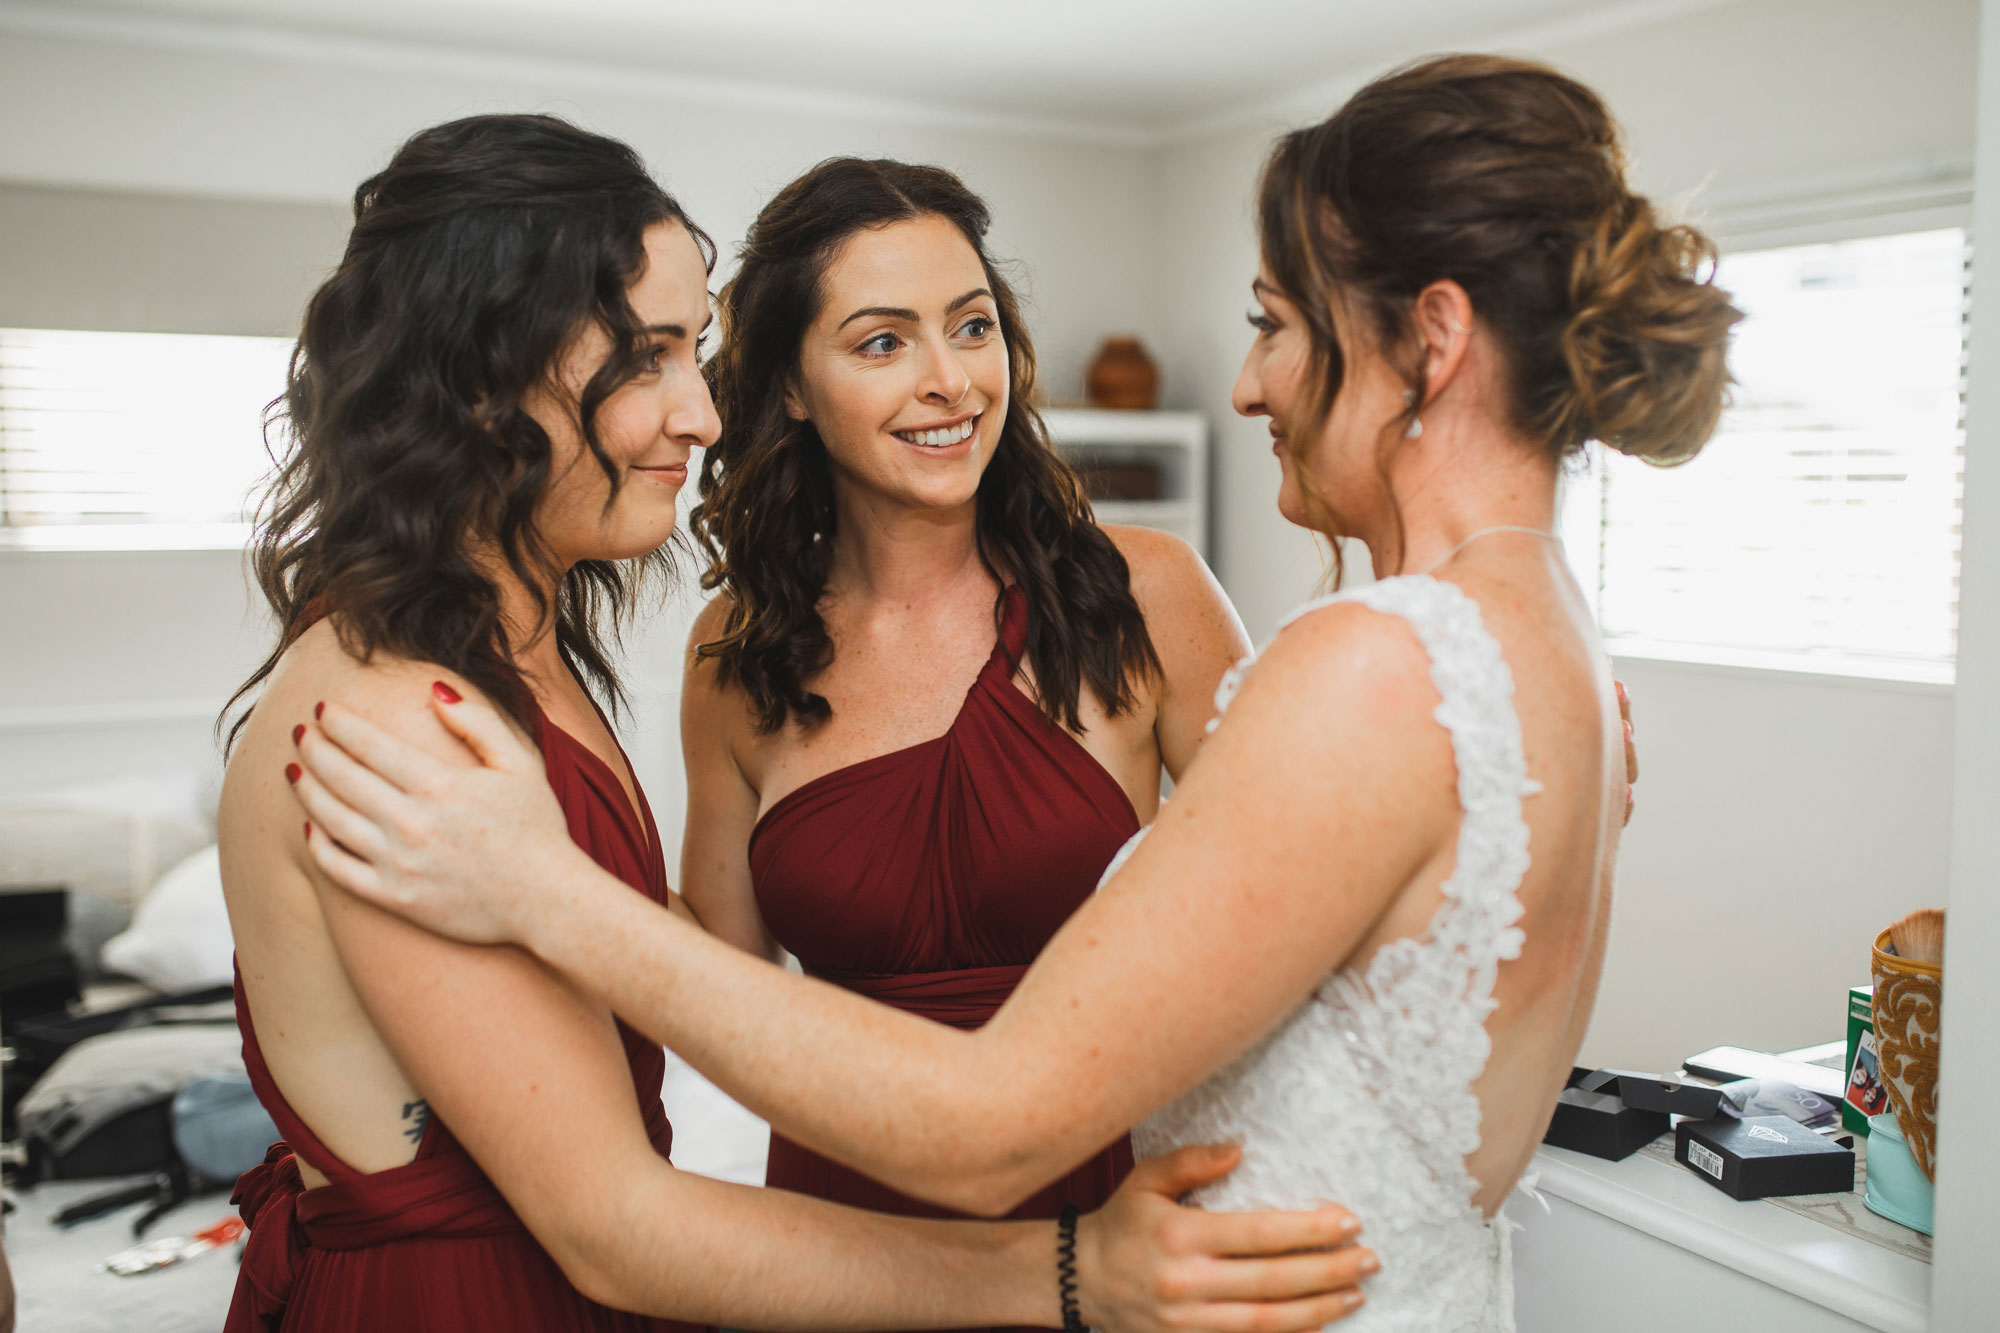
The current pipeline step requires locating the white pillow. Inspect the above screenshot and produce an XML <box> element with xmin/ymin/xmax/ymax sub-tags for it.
<box><xmin>100</xmin><ymin>844</ymin><xmax>234</xmax><ymax>992</ymax></box>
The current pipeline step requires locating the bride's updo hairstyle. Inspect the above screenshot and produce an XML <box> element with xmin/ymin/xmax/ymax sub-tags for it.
<box><xmin>694</xmin><ymin>158</ymin><xmax>1159</xmax><ymax>734</ymax></box>
<box><xmin>1261</xmin><ymin>55</ymin><xmax>1740</xmax><ymax>557</ymax></box>
<box><xmin>226</xmin><ymin>114</ymin><xmax>711</xmax><ymax>744</ymax></box>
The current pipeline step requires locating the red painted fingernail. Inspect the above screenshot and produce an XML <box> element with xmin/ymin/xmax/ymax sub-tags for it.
<box><xmin>292</xmin><ymin>724</ymin><xmax>305</xmax><ymax>745</ymax></box>
<box><xmin>303</xmin><ymin>821</ymin><xmax>312</xmax><ymax>839</ymax></box>
<box><xmin>285</xmin><ymin>762</ymin><xmax>302</xmax><ymax>784</ymax></box>
<box><xmin>432</xmin><ymin>680</ymin><xmax>462</xmax><ymax>704</ymax></box>
<box><xmin>314</xmin><ymin>701</ymin><xmax>325</xmax><ymax>720</ymax></box>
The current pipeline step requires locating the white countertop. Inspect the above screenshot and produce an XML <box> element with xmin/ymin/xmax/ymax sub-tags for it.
<box><xmin>1528</xmin><ymin>1139</ymin><xmax>1931</xmax><ymax>1332</ymax></box>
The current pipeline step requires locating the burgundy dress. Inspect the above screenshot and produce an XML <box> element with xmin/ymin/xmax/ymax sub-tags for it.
<box><xmin>751</xmin><ymin>585</ymin><xmax>1142</xmax><ymax>1327</ymax></box>
<box><xmin>227</xmin><ymin>697</ymin><xmax>704</xmax><ymax>1333</ymax></box>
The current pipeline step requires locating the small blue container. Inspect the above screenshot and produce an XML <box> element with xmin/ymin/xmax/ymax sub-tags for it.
<box><xmin>1863</xmin><ymin>1112</ymin><xmax>1934</xmax><ymax>1235</ymax></box>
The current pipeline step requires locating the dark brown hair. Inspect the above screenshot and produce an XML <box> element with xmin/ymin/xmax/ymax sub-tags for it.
<box><xmin>225</xmin><ymin>113</ymin><xmax>712</xmax><ymax>745</ymax></box>
<box><xmin>692</xmin><ymin>157</ymin><xmax>1159</xmax><ymax>734</ymax></box>
<box><xmin>1259</xmin><ymin>54</ymin><xmax>1742</xmax><ymax>569</ymax></box>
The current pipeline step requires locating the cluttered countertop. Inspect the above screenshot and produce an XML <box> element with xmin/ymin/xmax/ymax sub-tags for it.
<box><xmin>1516</xmin><ymin>1036</ymin><xmax>1934</xmax><ymax>1332</ymax></box>
<box><xmin>1528</xmin><ymin>1130</ymin><xmax>1930</xmax><ymax>1331</ymax></box>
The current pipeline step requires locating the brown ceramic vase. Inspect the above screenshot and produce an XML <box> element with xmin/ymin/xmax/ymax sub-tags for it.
<box><xmin>1086</xmin><ymin>337</ymin><xmax>1159</xmax><ymax>410</ymax></box>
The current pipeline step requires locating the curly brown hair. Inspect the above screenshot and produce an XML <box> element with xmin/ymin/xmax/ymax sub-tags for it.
<box><xmin>692</xmin><ymin>158</ymin><xmax>1159</xmax><ymax>734</ymax></box>
<box><xmin>225</xmin><ymin>114</ymin><xmax>712</xmax><ymax>747</ymax></box>
<box><xmin>1259</xmin><ymin>54</ymin><xmax>1742</xmax><ymax>573</ymax></box>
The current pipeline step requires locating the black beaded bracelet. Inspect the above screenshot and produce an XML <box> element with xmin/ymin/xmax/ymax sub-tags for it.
<box><xmin>1056</xmin><ymin>1201</ymin><xmax>1085</xmax><ymax>1333</ymax></box>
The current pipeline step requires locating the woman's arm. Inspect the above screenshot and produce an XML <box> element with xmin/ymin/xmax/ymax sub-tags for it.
<box><xmin>1104</xmin><ymin>526</ymin><xmax>1252</xmax><ymax>781</ymax></box>
<box><xmin>295</xmin><ymin>603</ymin><xmax>1453</xmax><ymax>1215</ymax></box>
<box><xmin>294</xmin><ymin>660</ymin><xmax>1372</xmax><ymax>1328</ymax></box>
<box><xmin>675</xmin><ymin>600</ymin><xmax>783</xmax><ymax>960</ymax></box>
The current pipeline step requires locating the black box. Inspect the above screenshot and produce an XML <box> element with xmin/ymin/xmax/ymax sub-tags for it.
<box><xmin>1675</xmin><ymin>1115</ymin><xmax>1855</xmax><ymax>1200</ymax></box>
<box><xmin>1616</xmin><ymin>1072</ymin><xmax>1755</xmax><ymax>1119</ymax></box>
<box><xmin>1543</xmin><ymin>1067</ymin><xmax>1670</xmax><ymax>1161</ymax></box>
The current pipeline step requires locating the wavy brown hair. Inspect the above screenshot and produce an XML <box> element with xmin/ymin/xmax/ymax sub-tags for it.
<box><xmin>693</xmin><ymin>158</ymin><xmax>1159</xmax><ymax>734</ymax></box>
<box><xmin>1259</xmin><ymin>54</ymin><xmax>1742</xmax><ymax>574</ymax></box>
<box><xmin>225</xmin><ymin>114</ymin><xmax>711</xmax><ymax>746</ymax></box>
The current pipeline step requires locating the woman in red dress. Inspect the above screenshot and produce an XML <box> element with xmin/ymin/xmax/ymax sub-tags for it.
<box><xmin>219</xmin><ymin>114</ymin><xmax>1372</xmax><ymax>1331</ymax></box>
<box><xmin>679</xmin><ymin>162</ymin><xmax>1252</xmax><ymax>1288</ymax></box>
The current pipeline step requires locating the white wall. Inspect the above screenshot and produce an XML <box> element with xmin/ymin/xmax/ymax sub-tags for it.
<box><xmin>1151</xmin><ymin>0</ymin><xmax>1978</xmax><ymax>1071</ymax></box>
<box><xmin>0</xmin><ymin>0</ymin><xmax>1980</xmax><ymax>1078</ymax></box>
<box><xmin>0</xmin><ymin>24</ymin><xmax>1169</xmax><ymax>828</ymax></box>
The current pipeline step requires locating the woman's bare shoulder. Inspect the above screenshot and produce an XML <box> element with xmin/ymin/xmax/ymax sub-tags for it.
<box><xmin>680</xmin><ymin>593</ymin><xmax>763</xmax><ymax>752</ymax></box>
<box><xmin>1102</xmin><ymin>523</ymin><xmax>1210</xmax><ymax>594</ymax></box>
<box><xmin>243</xmin><ymin>620</ymin><xmax>493</xmax><ymax>766</ymax></box>
<box><xmin>1102</xmin><ymin>524</ymin><xmax>1249</xmax><ymax>662</ymax></box>
<box><xmin>1245</xmin><ymin>597</ymin><xmax>1442</xmax><ymax>719</ymax></box>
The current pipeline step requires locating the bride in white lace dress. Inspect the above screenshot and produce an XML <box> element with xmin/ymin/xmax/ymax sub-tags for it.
<box><xmin>288</xmin><ymin>55</ymin><xmax>1737</xmax><ymax>1330</ymax></box>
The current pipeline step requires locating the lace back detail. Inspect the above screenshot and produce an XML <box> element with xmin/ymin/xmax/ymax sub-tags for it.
<box><xmin>1135</xmin><ymin>574</ymin><xmax>1538</xmax><ymax>1329</ymax></box>
<box><xmin>1285</xmin><ymin>577</ymin><xmax>1537</xmax><ymax>1189</ymax></box>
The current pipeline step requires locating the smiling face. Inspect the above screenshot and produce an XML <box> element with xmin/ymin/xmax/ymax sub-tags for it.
<box><xmin>529</xmin><ymin>221</ymin><xmax>720</xmax><ymax>568</ymax></box>
<box><xmin>1232</xmin><ymin>267</ymin><xmax>1407</xmax><ymax>538</ymax></box>
<box><xmin>786</xmin><ymin>214</ymin><xmax>1009</xmax><ymax>515</ymax></box>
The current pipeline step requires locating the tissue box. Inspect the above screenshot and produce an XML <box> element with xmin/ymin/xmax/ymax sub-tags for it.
<box><xmin>1843</xmin><ymin>985</ymin><xmax>1889</xmax><ymax>1136</ymax></box>
<box><xmin>1543</xmin><ymin>1067</ymin><xmax>1669</xmax><ymax>1161</ymax></box>
<box><xmin>1675</xmin><ymin>1115</ymin><xmax>1855</xmax><ymax>1200</ymax></box>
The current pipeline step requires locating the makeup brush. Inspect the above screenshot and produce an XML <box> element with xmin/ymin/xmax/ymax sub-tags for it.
<box><xmin>1888</xmin><ymin>908</ymin><xmax>1946</xmax><ymax>966</ymax></box>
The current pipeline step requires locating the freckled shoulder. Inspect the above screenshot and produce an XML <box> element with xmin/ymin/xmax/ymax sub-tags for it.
<box><xmin>681</xmin><ymin>592</ymin><xmax>768</xmax><ymax>759</ymax></box>
<box><xmin>1101</xmin><ymin>522</ymin><xmax>1209</xmax><ymax>602</ymax></box>
<box><xmin>1101</xmin><ymin>521</ymin><xmax>1248</xmax><ymax>669</ymax></box>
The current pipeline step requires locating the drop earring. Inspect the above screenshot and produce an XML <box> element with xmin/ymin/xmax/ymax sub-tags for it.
<box><xmin>1402</xmin><ymin>388</ymin><xmax>1423</xmax><ymax>439</ymax></box>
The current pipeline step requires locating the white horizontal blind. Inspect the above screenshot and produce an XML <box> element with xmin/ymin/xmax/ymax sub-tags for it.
<box><xmin>0</xmin><ymin>328</ymin><xmax>294</xmax><ymax>549</ymax></box>
<box><xmin>1565</xmin><ymin>227</ymin><xmax>1968</xmax><ymax>679</ymax></box>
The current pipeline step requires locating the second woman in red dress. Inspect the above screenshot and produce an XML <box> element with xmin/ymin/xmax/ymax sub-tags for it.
<box><xmin>678</xmin><ymin>158</ymin><xmax>1253</xmax><ymax>1331</ymax></box>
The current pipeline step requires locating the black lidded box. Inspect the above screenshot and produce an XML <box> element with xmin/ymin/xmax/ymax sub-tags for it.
<box><xmin>1543</xmin><ymin>1067</ymin><xmax>1670</xmax><ymax>1161</ymax></box>
<box><xmin>1675</xmin><ymin>1115</ymin><xmax>1856</xmax><ymax>1200</ymax></box>
<box><xmin>1616</xmin><ymin>1072</ymin><xmax>1753</xmax><ymax>1119</ymax></box>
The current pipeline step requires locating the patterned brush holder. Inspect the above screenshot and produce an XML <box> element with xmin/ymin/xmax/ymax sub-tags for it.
<box><xmin>1871</xmin><ymin>926</ymin><xmax>1942</xmax><ymax>1180</ymax></box>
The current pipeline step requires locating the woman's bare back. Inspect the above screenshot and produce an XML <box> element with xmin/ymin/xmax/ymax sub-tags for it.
<box><xmin>219</xmin><ymin>623</ymin><xmax>447</xmax><ymax>1183</ymax></box>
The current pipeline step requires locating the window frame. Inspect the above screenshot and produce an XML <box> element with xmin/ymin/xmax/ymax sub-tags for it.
<box><xmin>1565</xmin><ymin>190</ymin><xmax>1974</xmax><ymax>689</ymax></box>
<box><xmin>0</xmin><ymin>326</ymin><xmax>293</xmax><ymax>554</ymax></box>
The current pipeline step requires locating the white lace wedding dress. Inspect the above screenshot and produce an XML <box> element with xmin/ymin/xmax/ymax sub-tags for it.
<box><xmin>1118</xmin><ymin>575</ymin><xmax>1540</xmax><ymax>1331</ymax></box>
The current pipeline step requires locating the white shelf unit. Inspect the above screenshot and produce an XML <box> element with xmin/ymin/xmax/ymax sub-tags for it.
<box><xmin>1040</xmin><ymin>407</ymin><xmax>1209</xmax><ymax>558</ymax></box>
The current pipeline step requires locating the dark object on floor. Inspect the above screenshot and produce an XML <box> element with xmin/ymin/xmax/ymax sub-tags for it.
<box><xmin>0</xmin><ymin>886</ymin><xmax>83</xmax><ymax>1138</ymax></box>
<box><xmin>1675</xmin><ymin>1114</ymin><xmax>1857</xmax><ymax>1200</ymax></box>
<box><xmin>18</xmin><ymin>1021</ymin><xmax>244</xmax><ymax>1187</ymax></box>
<box><xmin>1542</xmin><ymin>1066</ymin><xmax>1669</xmax><ymax>1161</ymax></box>
<box><xmin>48</xmin><ymin>1165</ymin><xmax>199</xmax><ymax>1238</ymax></box>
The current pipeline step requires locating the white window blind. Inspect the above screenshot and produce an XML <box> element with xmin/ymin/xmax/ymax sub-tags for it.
<box><xmin>0</xmin><ymin>328</ymin><xmax>294</xmax><ymax>549</ymax></box>
<box><xmin>1562</xmin><ymin>227</ymin><xmax>1968</xmax><ymax>681</ymax></box>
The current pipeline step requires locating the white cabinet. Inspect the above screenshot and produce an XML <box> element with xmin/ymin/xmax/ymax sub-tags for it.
<box><xmin>1040</xmin><ymin>407</ymin><xmax>1208</xmax><ymax>558</ymax></box>
<box><xmin>1513</xmin><ymin>1144</ymin><xmax>1930</xmax><ymax>1332</ymax></box>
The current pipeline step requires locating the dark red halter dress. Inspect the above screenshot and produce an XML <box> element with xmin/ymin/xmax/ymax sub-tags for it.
<box><xmin>226</xmin><ymin>696</ymin><xmax>704</xmax><ymax>1333</ymax></box>
<box><xmin>751</xmin><ymin>585</ymin><xmax>1142</xmax><ymax>1330</ymax></box>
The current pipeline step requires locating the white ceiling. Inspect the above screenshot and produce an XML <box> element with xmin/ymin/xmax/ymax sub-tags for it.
<box><xmin>13</xmin><ymin>0</ymin><xmax>1713</xmax><ymax>139</ymax></box>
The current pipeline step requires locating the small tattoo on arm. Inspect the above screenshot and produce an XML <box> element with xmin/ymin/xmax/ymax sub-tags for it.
<box><xmin>401</xmin><ymin>1098</ymin><xmax>431</xmax><ymax>1145</ymax></box>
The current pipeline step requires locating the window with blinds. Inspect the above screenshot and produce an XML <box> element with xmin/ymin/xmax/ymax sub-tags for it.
<box><xmin>1561</xmin><ymin>226</ymin><xmax>1967</xmax><ymax>682</ymax></box>
<box><xmin>0</xmin><ymin>328</ymin><xmax>294</xmax><ymax>549</ymax></box>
